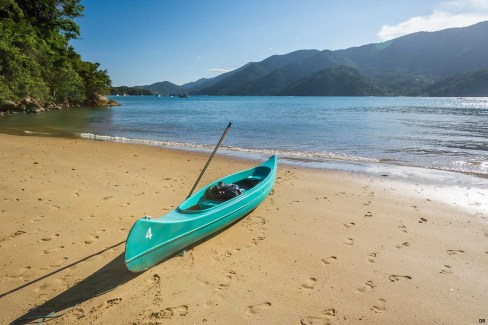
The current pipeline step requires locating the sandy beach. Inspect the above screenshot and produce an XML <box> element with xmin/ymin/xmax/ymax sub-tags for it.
<box><xmin>0</xmin><ymin>133</ymin><xmax>487</xmax><ymax>324</ymax></box>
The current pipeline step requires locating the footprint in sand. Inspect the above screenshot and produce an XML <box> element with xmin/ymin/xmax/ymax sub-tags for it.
<box><xmin>90</xmin><ymin>298</ymin><xmax>123</xmax><ymax>314</ymax></box>
<box><xmin>300</xmin><ymin>316</ymin><xmax>323</xmax><ymax>325</ymax></box>
<box><xmin>247</xmin><ymin>215</ymin><xmax>266</xmax><ymax>226</ymax></box>
<box><xmin>41</xmin><ymin>246</ymin><xmax>65</xmax><ymax>255</ymax></box>
<box><xmin>322</xmin><ymin>308</ymin><xmax>336</xmax><ymax>317</ymax></box>
<box><xmin>148</xmin><ymin>273</ymin><xmax>161</xmax><ymax>286</ymax></box>
<box><xmin>371</xmin><ymin>299</ymin><xmax>386</xmax><ymax>313</ymax></box>
<box><xmin>356</xmin><ymin>280</ymin><xmax>376</xmax><ymax>293</ymax></box>
<box><xmin>399</xmin><ymin>224</ymin><xmax>408</xmax><ymax>233</ymax></box>
<box><xmin>321</xmin><ymin>256</ymin><xmax>337</xmax><ymax>265</ymax></box>
<box><xmin>447</xmin><ymin>249</ymin><xmax>464</xmax><ymax>255</ymax></box>
<box><xmin>418</xmin><ymin>217</ymin><xmax>428</xmax><ymax>223</ymax></box>
<box><xmin>300</xmin><ymin>308</ymin><xmax>337</xmax><ymax>325</ymax></box>
<box><xmin>343</xmin><ymin>238</ymin><xmax>354</xmax><ymax>246</ymax></box>
<box><xmin>300</xmin><ymin>278</ymin><xmax>317</xmax><ymax>290</ymax></box>
<box><xmin>246</xmin><ymin>302</ymin><xmax>272</xmax><ymax>316</ymax></box>
<box><xmin>8</xmin><ymin>266</ymin><xmax>32</xmax><ymax>279</ymax></box>
<box><xmin>440</xmin><ymin>265</ymin><xmax>453</xmax><ymax>275</ymax></box>
<box><xmin>0</xmin><ymin>230</ymin><xmax>26</xmax><ymax>243</ymax></box>
<box><xmin>364</xmin><ymin>211</ymin><xmax>373</xmax><ymax>217</ymax></box>
<box><xmin>69</xmin><ymin>307</ymin><xmax>85</xmax><ymax>321</ymax></box>
<box><xmin>315</xmin><ymin>196</ymin><xmax>329</xmax><ymax>201</ymax></box>
<box><xmin>395</xmin><ymin>242</ymin><xmax>410</xmax><ymax>249</ymax></box>
<box><xmin>343</xmin><ymin>222</ymin><xmax>355</xmax><ymax>228</ymax></box>
<box><xmin>251</xmin><ymin>235</ymin><xmax>266</xmax><ymax>246</ymax></box>
<box><xmin>106</xmin><ymin>298</ymin><xmax>122</xmax><ymax>307</ymax></box>
<box><xmin>39</xmin><ymin>233</ymin><xmax>60</xmax><ymax>243</ymax></box>
<box><xmin>218</xmin><ymin>271</ymin><xmax>236</xmax><ymax>290</ymax></box>
<box><xmin>151</xmin><ymin>305</ymin><xmax>188</xmax><ymax>319</ymax></box>
<box><xmin>388</xmin><ymin>275</ymin><xmax>412</xmax><ymax>282</ymax></box>
<box><xmin>81</xmin><ymin>232</ymin><xmax>102</xmax><ymax>245</ymax></box>
<box><xmin>196</xmin><ymin>277</ymin><xmax>210</xmax><ymax>287</ymax></box>
<box><xmin>367</xmin><ymin>252</ymin><xmax>377</xmax><ymax>263</ymax></box>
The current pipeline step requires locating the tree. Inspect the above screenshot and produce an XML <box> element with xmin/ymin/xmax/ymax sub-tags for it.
<box><xmin>0</xmin><ymin>0</ymin><xmax>112</xmax><ymax>107</ymax></box>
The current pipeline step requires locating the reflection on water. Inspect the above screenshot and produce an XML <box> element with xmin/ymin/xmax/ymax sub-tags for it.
<box><xmin>0</xmin><ymin>107</ymin><xmax>113</xmax><ymax>138</ymax></box>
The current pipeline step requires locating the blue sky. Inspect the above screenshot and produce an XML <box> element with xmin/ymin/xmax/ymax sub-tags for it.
<box><xmin>71</xmin><ymin>0</ymin><xmax>488</xmax><ymax>86</ymax></box>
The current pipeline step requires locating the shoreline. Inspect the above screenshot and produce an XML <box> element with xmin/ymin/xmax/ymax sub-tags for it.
<box><xmin>3</xmin><ymin>125</ymin><xmax>486</xmax><ymax>180</ymax></box>
<box><xmin>78</xmin><ymin>132</ymin><xmax>488</xmax><ymax>217</ymax></box>
<box><xmin>2</xmin><ymin>129</ymin><xmax>487</xmax><ymax>217</ymax></box>
<box><xmin>1</xmin><ymin>95</ymin><xmax>487</xmax><ymax>181</ymax></box>
<box><xmin>1</xmin><ymin>133</ymin><xmax>487</xmax><ymax>324</ymax></box>
<box><xmin>80</xmin><ymin>131</ymin><xmax>488</xmax><ymax>180</ymax></box>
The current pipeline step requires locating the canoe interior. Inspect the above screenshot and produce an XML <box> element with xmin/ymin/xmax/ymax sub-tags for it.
<box><xmin>182</xmin><ymin>167</ymin><xmax>268</xmax><ymax>212</ymax></box>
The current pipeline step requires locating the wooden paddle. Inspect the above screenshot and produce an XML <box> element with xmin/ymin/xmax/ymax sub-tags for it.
<box><xmin>186</xmin><ymin>121</ymin><xmax>232</xmax><ymax>199</ymax></box>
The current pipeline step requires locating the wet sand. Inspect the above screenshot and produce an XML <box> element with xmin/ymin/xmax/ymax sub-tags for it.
<box><xmin>0</xmin><ymin>133</ymin><xmax>487</xmax><ymax>324</ymax></box>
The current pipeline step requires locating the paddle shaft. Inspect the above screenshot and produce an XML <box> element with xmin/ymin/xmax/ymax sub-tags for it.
<box><xmin>187</xmin><ymin>121</ymin><xmax>232</xmax><ymax>199</ymax></box>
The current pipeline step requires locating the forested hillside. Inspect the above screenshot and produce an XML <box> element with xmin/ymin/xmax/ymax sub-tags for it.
<box><xmin>154</xmin><ymin>21</ymin><xmax>488</xmax><ymax>97</ymax></box>
<box><xmin>425</xmin><ymin>69</ymin><xmax>488</xmax><ymax>97</ymax></box>
<box><xmin>0</xmin><ymin>0</ymin><xmax>114</xmax><ymax>113</ymax></box>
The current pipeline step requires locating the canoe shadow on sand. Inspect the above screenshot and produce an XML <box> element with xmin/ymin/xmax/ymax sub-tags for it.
<box><xmin>9</xmin><ymin>208</ymin><xmax>259</xmax><ymax>324</ymax></box>
<box><xmin>9</xmin><ymin>244</ymin><xmax>139</xmax><ymax>324</ymax></box>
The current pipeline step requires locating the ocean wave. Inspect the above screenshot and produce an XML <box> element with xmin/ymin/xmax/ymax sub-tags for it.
<box><xmin>448</xmin><ymin>160</ymin><xmax>488</xmax><ymax>176</ymax></box>
<box><xmin>24</xmin><ymin>130</ymin><xmax>51</xmax><ymax>135</ymax></box>
<box><xmin>78</xmin><ymin>133</ymin><xmax>488</xmax><ymax>177</ymax></box>
<box><xmin>79</xmin><ymin>132</ymin><xmax>379</xmax><ymax>164</ymax></box>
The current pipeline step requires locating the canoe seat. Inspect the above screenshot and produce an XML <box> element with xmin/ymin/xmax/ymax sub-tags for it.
<box><xmin>198</xmin><ymin>199</ymin><xmax>222</xmax><ymax>210</ymax></box>
<box><xmin>234</xmin><ymin>177</ymin><xmax>261</xmax><ymax>190</ymax></box>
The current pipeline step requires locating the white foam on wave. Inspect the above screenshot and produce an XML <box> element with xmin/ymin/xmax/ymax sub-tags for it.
<box><xmin>79</xmin><ymin>132</ymin><xmax>379</xmax><ymax>164</ymax></box>
<box><xmin>24</xmin><ymin>130</ymin><xmax>51</xmax><ymax>135</ymax></box>
<box><xmin>450</xmin><ymin>160</ymin><xmax>488</xmax><ymax>175</ymax></box>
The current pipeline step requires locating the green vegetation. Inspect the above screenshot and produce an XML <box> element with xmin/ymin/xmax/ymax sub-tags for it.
<box><xmin>179</xmin><ymin>22</ymin><xmax>488</xmax><ymax>96</ymax></box>
<box><xmin>133</xmin><ymin>81</ymin><xmax>182</xmax><ymax>96</ymax></box>
<box><xmin>110</xmin><ymin>86</ymin><xmax>154</xmax><ymax>96</ymax></box>
<box><xmin>425</xmin><ymin>69</ymin><xmax>488</xmax><ymax>97</ymax></box>
<box><xmin>0</xmin><ymin>0</ymin><xmax>112</xmax><ymax>112</ymax></box>
<box><xmin>281</xmin><ymin>66</ymin><xmax>385</xmax><ymax>96</ymax></box>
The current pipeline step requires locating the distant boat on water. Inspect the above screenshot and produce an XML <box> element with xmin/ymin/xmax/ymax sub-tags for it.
<box><xmin>178</xmin><ymin>93</ymin><xmax>190</xmax><ymax>98</ymax></box>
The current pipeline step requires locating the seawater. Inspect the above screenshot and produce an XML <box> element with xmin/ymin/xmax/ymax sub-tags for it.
<box><xmin>2</xmin><ymin>95</ymin><xmax>487</xmax><ymax>214</ymax></box>
<box><xmin>1</xmin><ymin>96</ymin><xmax>486</xmax><ymax>177</ymax></box>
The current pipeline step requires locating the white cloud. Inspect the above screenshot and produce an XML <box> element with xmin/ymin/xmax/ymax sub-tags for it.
<box><xmin>442</xmin><ymin>0</ymin><xmax>488</xmax><ymax>11</ymax></box>
<box><xmin>378</xmin><ymin>2</ymin><xmax>488</xmax><ymax>41</ymax></box>
<box><xmin>205</xmin><ymin>67</ymin><xmax>235</xmax><ymax>73</ymax></box>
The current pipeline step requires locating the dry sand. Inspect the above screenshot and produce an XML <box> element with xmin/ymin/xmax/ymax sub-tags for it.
<box><xmin>0</xmin><ymin>133</ymin><xmax>486</xmax><ymax>324</ymax></box>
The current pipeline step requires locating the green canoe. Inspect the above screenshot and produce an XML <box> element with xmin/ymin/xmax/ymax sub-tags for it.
<box><xmin>125</xmin><ymin>155</ymin><xmax>277</xmax><ymax>272</ymax></box>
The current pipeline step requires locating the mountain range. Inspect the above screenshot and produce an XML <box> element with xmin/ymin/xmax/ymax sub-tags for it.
<box><xmin>136</xmin><ymin>21</ymin><xmax>488</xmax><ymax>97</ymax></box>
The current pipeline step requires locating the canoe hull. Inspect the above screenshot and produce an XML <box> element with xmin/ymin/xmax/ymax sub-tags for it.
<box><xmin>125</xmin><ymin>156</ymin><xmax>277</xmax><ymax>272</ymax></box>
